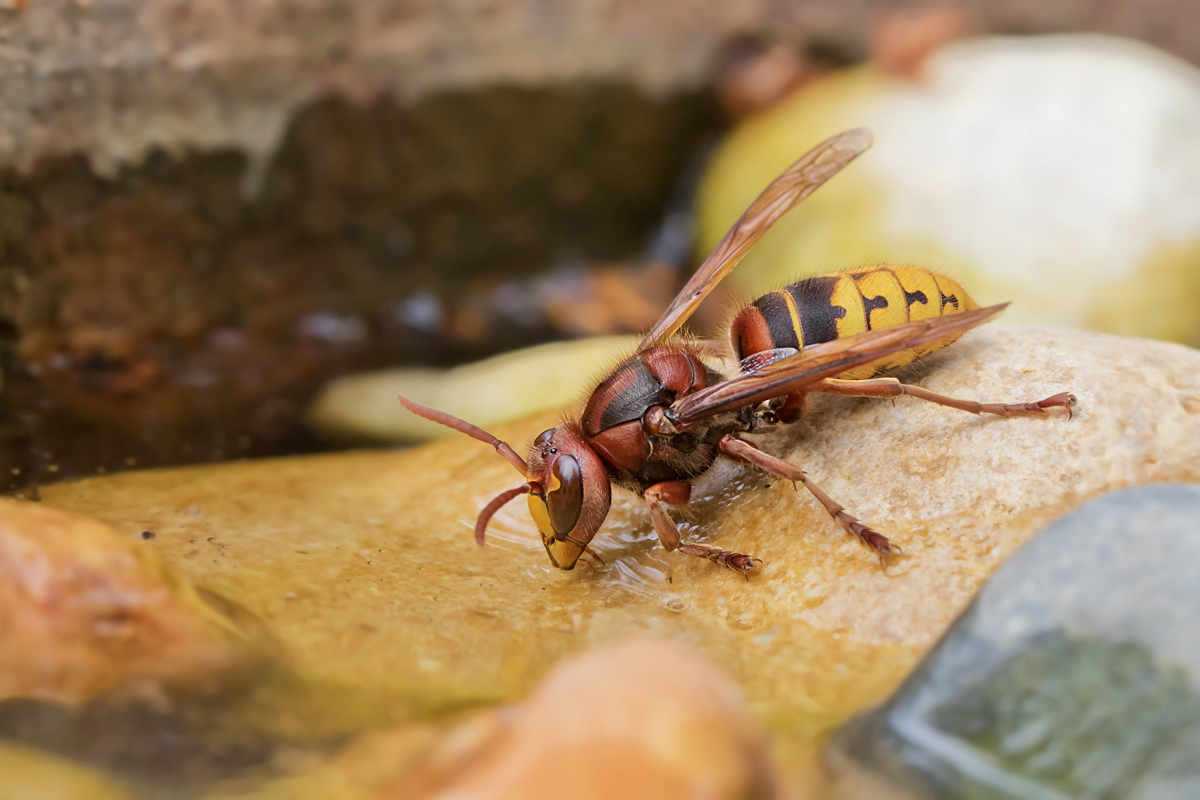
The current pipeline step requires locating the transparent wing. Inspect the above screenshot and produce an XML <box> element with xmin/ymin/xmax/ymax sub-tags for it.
<box><xmin>668</xmin><ymin>304</ymin><xmax>1007</xmax><ymax>425</ymax></box>
<box><xmin>636</xmin><ymin>128</ymin><xmax>874</xmax><ymax>353</ymax></box>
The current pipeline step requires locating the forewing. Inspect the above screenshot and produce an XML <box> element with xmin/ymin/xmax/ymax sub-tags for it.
<box><xmin>636</xmin><ymin>128</ymin><xmax>874</xmax><ymax>353</ymax></box>
<box><xmin>669</xmin><ymin>303</ymin><xmax>1008</xmax><ymax>425</ymax></box>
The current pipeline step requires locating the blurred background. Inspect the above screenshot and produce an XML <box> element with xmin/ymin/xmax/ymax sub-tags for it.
<box><xmin>3</xmin><ymin>4</ymin><xmax>1200</xmax><ymax>800</ymax></box>
<box><xmin>0</xmin><ymin>0</ymin><xmax>1197</xmax><ymax>487</ymax></box>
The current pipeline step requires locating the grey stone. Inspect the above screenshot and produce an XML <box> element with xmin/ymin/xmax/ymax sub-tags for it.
<box><xmin>827</xmin><ymin>484</ymin><xmax>1200</xmax><ymax>800</ymax></box>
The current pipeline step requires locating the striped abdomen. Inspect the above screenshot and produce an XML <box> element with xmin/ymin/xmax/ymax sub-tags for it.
<box><xmin>729</xmin><ymin>267</ymin><xmax>980</xmax><ymax>380</ymax></box>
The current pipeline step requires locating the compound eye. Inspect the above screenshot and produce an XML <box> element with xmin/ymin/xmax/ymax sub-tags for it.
<box><xmin>546</xmin><ymin>455</ymin><xmax>583</xmax><ymax>536</ymax></box>
<box><xmin>534</xmin><ymin>429</ymin><xmax>554</xmax><ymax>447</ymax></box>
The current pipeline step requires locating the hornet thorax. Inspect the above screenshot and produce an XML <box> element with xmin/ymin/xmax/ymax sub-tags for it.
<box><xmin>580</xmin><ymin>346</ymin><xmax>746</xmax><ymax>491</ymax></box>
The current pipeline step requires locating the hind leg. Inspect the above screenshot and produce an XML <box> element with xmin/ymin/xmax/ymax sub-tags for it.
<box><xmin>814</xmin><ymin>377</ymin><xmax>1076</xmax><ymax>418</ymax></box>
<box><xmin>776</xmin><ymin>391</ymin><xmax>807</xmax><ymax>424</ymax></box>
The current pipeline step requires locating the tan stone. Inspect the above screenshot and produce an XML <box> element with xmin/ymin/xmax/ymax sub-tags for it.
<box><xmin>0</xmin><ymin>499</ymin><xmax>258</xmax><ymax>704</ymax></box>
<box><xmin>36</xmin><ymin>325</ymin><xmax>1200</xmax><ymax>790</ymax></box>
<box><xmin>211</xmin><ymin>640</ymin><xmax>774</xmax><ymax>800</ymax></box>
<box><xmin>385</xmin><ymin>639</ymin><xmax>776</xmax><ymax>800</ymax></box>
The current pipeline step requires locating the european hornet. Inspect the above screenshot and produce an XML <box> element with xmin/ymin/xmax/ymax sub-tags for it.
<box><xmin>399</xmin><ymin>129</ymin><xmax>1076</xmax><ymax>577</ymax></box>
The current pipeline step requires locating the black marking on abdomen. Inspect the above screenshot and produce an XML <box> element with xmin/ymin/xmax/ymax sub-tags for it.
<box><xmin>789</xmin><ymin>276</ymin><xmax>845</xmax><ymax>345</ymax></box>
<box><xmin>860</xmin><ymin>293</ymin><xmax>889</xmax><ymax>330</ymax></box>
<box><xmin>940</xmin><ymin>292</ymin><xmax>960</xmax><ymax>310</ymax></box>
<box><xmin>904</xmin><ymin>289</ymin><xmax>928</xmax><ymax>307</ymax></box>
<box><xmin>752</xmin><ymin>292</ymin><xmax>800</xmax><ymax>350</ymax></box>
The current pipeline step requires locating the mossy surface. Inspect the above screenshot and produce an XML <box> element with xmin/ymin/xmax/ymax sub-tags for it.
<box><xmin>936</xmin><ymin>632</ymin><xmax>1200</xmax><ymax>798</ymax></box>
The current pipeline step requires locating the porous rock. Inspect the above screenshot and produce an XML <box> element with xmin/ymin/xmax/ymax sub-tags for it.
<box><xmin>0</xmin><ymin>499</ymin><xmax>256</xmax><ymax>704</ymax></box>
<box><xmin>36</xmin><ymin>325</ymin><xmax>1200</xmax><ymax>785</ymax></box>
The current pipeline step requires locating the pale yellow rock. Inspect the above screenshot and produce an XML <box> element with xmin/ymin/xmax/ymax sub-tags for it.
<box><xmin>0</xmin><ymin>499</ymin><xmax>257</xmax><ymax>704</ymax></box>
<box><xmin>0</xmin><ymin>743</ymin><xmax>135</xmax><ymax>800</ymax></box>
<box><xmin>307</xmin><ymin>335</ymin><xmax>637</xmax><ymax>443</ymax></box>
<box><xmin>37</xmin><ymin>326</ymin><xmax>1200</xmax><ymax>793</ymax></box>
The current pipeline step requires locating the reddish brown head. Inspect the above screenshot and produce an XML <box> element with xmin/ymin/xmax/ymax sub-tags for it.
<box><xmin>397</xmin><ymin>394</ymin><xmax>612</xmax><ymax>570</ymax></box>
<box><xmin>524</xmin><ymin>423</ymin><xmax>612</xmax><ymax>569</ymax></box>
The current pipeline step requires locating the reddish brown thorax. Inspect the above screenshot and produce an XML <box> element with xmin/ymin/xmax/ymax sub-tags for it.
<box><xmin>580</xmin><ymin>347</ymin><xmax>714</xmax><ymax>478</ymax></box>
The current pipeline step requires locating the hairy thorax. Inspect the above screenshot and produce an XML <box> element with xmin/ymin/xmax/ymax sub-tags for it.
<box><xmin>580</xmin><ymin>346</ymin><xmax>748</xmax><ymax>492</ymax></box>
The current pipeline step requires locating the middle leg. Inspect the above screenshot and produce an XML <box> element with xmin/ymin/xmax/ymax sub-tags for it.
<box><xmin>718</xmin><ymin>435</ymin><xmax>898</xmax><ymax>558</ymax></box>
<box><xmin>643</xmin><ymin>481</ymin><xmax>761</xmax><ymax>577</ymax></box>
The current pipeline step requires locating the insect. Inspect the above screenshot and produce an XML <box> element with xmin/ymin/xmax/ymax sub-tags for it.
<box><xmin>399</xmin><ymin>129</ymin><xmax>1076</xmax><ymax>576</ymax></box>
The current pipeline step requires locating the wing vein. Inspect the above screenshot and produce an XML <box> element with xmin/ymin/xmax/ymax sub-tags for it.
<box><xmin>669</xmin><ymin>303</ymin><xmax>1007</xmax><ymax>424</ymax></box>
<box><xmin>635</xmin><ymin>128</ymin><xmax>874</xmax><ymax>352</ymax></box>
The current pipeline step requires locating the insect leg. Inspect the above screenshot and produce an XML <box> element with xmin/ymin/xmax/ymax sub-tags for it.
<box><xmin>776</xmin><ymin>391</ymin><xmax>807</xmax><ymax>424</ymax></box>
<box><xmin>643</xmin><ymin>481</ymin><xmax>761</xmax><ymax>578</ymax></box>
<box><xmin>718</xmin><ymin>435</ymin><xmax>898</xmax><ymax>558</ymax></box>
<box><xmin>813</xmin><ymin>378</ymin><xmax>1077</xmax><ymax>418</ymax></box>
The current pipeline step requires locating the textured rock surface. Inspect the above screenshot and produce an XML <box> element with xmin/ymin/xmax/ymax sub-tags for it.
<box><xmin>827</xmin><ymin>484</ymin><xmax>1200</xmax><ymax>799</ymax></box>
<box><xmin>0</xmin><ymin>499</ymin><xmax>256</xmax><ymax>704</ymax></box>
<box><xmin>32</xmin><ymin>325</ymin><xmax>1200</xmax><ymax>793</ymax></box>
<box><xmin>0</xmin><ymin>0</ymin><xmax>756</xmax><ymax>174</ymax></box>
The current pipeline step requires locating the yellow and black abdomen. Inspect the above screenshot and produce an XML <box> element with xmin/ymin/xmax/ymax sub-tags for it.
<box><xmin>729</xmin><ymin>267</ymin><xmax>980</xmax><ymax>379</ymax></box>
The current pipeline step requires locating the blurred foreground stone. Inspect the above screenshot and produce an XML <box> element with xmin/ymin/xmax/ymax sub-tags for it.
<box><xmin>384</xmin><ymin>639</ymin><xmax>776</xmax><ymax>800</ymax></box>
<box><xmin>212</xmin><ymin>640</ymin><xmax>773</xmax><ymax>800</ymax></box>
<box><xmin>0</xmin><ymin>499</ymin><xmax>257</xmax><ymax>704</ymax></box>
<box><xmin>32</xmin><ymin>325</ymin><xmax>1200</xmax><ymax>793</ymax></box>
<box><xmin>0</xmin><ymin>742</ymin><xmax>134</xmax><ymax>800</ymax></box>
<box><xmin>827</xmin><ymin>484</ymin><xmax>1200</xmax><ymax>799</ymax></box>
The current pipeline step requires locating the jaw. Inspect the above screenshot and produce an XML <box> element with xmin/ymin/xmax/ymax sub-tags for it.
<box><xmin>543</xmin><ymin>536</ymin><xmax>585</xmax><ymax>570</ymax></box>
<box><xmin>530</xmin><ymin>496</ymin><xmax>585</xmax><ymax>570</ymax></box>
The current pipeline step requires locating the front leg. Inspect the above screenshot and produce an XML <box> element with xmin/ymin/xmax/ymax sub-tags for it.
<box><xmin>718</xmin><ymin>435</ymin><xmax>898</xmax><ymax>560</ymax></box>
<box><xmin>643</xmin><ymin>481</ymin><xmax>761</xmax><ymax>578</ymax></box>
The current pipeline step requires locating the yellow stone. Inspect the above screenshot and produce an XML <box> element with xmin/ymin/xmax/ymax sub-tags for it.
<box><xmin>307</xmin><ymin>336</ymin><xmax>636</xmax><ymax>443</ymax></box>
